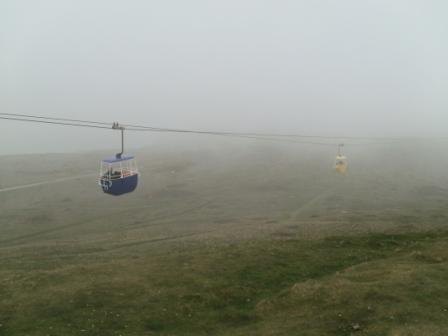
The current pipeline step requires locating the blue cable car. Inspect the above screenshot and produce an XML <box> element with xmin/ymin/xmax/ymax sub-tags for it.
<box><xmin>99</xmin><ymin>155</ymin><xmax>139</xmax><ymax>195</ymax></box>
<box><xmin>99</xmin><ymin>123</ymin><xmax>139</xmax><ymax>196</ymax></box>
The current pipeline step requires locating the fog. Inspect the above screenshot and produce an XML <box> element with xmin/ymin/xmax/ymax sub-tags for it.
<box><xmin>1</xmin><ymin>0</ymin><xmax>447</xmax><ymax>154</ymax></box>
<box><xmin>3</xmin><ymin>3</ymin><xmax>448</xmax><ymax>332</ymax></box>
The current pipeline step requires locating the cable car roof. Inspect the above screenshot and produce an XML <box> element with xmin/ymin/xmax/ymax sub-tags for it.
<box><xmin>102</xmin><ymin>155</ymin><xmax>135</xmax><ymax>163</ymax></box>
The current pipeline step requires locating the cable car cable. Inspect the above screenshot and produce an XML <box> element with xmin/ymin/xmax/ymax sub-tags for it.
<box><xmin>0</xmin><ymin>116</ymin><xmax>112</xmax><ymax>130</ymax></box>
<box><xmin>0</xmin><ymin>115</ymin><xmax>342</xmax><ymax>146</ymax></box>
<box><xmin>0</xmin><ymin>113</ymin><xmax>112</xmax><ymax>126</ymax></box>
<box><xmin>0</xmin><ymin>115</ymin><xmax>421</xmax><ymax>148</ymax></box>
<box><xmin>2</xmin><ymin>112</ymin><xmax>438</xmax><ymax>142</ymax></box>
<box><xmin>0</xmin><ymin>112</ymin><xmax>365</xmax><ymax>140</ymax></box>
<box><xmin>1</xmin><ymin>113</ymin><xmax>443</xmax><ymax>147</ymax></box>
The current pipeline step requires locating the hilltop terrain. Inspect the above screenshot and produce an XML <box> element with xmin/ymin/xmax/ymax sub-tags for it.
<box><xmin>1</xmin><ymin>141</ymin><xmax>448</xmax><ymax>335</ymax></box>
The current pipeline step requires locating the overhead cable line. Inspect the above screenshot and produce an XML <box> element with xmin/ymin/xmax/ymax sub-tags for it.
<box><xmin>0</xmin><ymin>112</ymin><xmax>412</xmax><ymax>141</ymax></box>
<box><xmin>123</xmin><ymin>124</ymin><xmax>400</xmax><ymax>141</ymax></box>
<box><xmin>0</xmin><ymin>113</ymin><xmax>111</xmax><ymax>126</ymax></box>
<box><xmin>0</xmin><ymin>116</ymin><xmax>112</xmax><ymax>130</ymax></box>
<box><xmin>0</xmin><ymin>112</ymin><xmax>436</xmax><ymax>146</ymax></box>
<box><xmin>0</xmin><ymin>115</ymin><xmax>342</xmax><ymax>146</ymax></box>
<box><xmin>0</xmin><ymin>113</ymin><xmax>346</xmax><ymax>139</ymax></box>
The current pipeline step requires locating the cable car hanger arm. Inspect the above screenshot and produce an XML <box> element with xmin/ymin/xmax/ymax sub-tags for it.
<box><xmin>112</xmin><ymin>122</ymin><xmax>125</xmax><ymax>159</ymax></box>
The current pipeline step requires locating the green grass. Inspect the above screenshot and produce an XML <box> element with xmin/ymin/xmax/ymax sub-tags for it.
<box><xmin>2</xmin><ymin>231</ymin><xmax>448</xmax><ymax>335</ymax></box>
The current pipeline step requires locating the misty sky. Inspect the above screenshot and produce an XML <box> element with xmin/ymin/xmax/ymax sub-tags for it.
<box><xmin>1</xmin><ymin>0</ymin><xmax>447</xmax><ymax>154</ymax></box>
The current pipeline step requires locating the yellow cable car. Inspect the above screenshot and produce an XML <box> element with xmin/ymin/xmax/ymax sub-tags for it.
<box><xmin>334</xmin><ymin>144</ymin><xmax>347</xmax><ymax>174</ymax></box>
<box><xmin>335</xmin><ymin>155</ymin><xmax>348</xmax><ymax>174</ymax></box>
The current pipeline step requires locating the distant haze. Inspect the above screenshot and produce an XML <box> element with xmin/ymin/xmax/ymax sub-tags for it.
<box><xmin>1</xmin><ymin>0</ymin><xmax>447</xmax><ymax>154</ymax></box>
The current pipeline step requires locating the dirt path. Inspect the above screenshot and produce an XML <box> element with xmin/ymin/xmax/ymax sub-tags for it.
<box><xmin>289</xmin><ymin>188</ymin><xmax>335</xmax><ymax>221</ymax></box>
<box><xmin>0</xmin><ymin>173</ymin><xmax>96</xmax><ymax>193</ymax></box>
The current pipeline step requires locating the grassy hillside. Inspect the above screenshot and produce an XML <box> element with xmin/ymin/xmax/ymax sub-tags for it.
<box><xmin>2</xmin><ymin>143</ymin><xmax>448</xmax><ymax>335</ymax></box>
<box><xmin>2</xmin><ymin>231</ymin><xmax>448</xmax><ymax>335</ymax></box>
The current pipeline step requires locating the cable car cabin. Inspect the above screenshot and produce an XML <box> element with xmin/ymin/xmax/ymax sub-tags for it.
<box><xmin>99</xmin><ymin>155</ymin><xmax>138</xmax><ymax>195</ymax></box>
<box><xmin>335</xmin><ymin>155</ymin><xmax>348</xmax><ymax>174</ymax></box>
